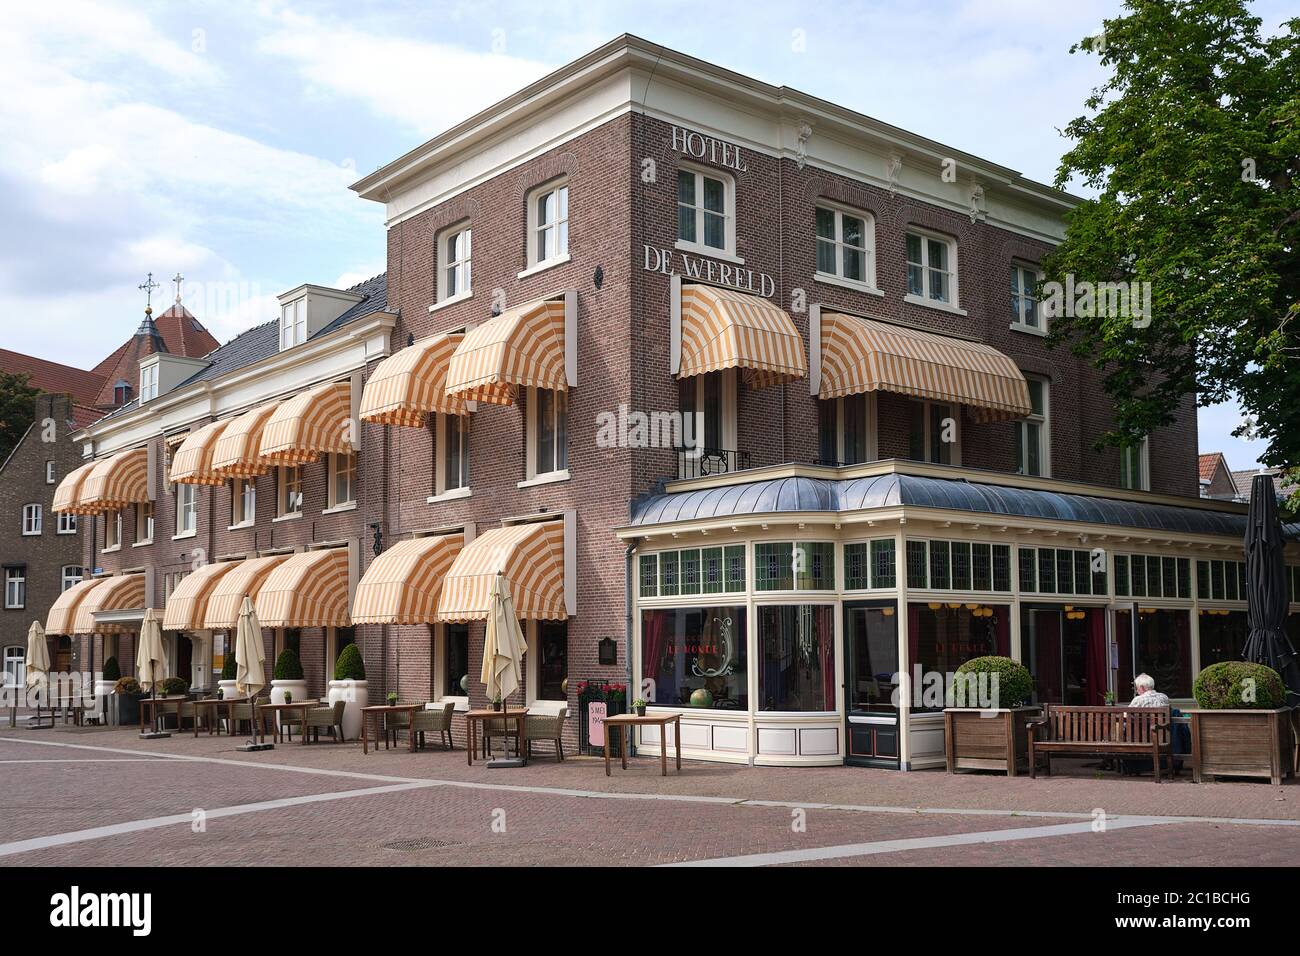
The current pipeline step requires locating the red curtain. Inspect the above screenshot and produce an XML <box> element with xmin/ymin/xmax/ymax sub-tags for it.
<box><xmin>641</xmin><ymin>611</ymin><xmax>669</xmax><ymax>696</ymax></box>
<box><xmin>1085</xmin><ymin>609</ymin><xmax>1108</xmax><ymax>705</ymax></box>
<box><xmin>816</xmin><ymin>605</ymin><xmax>835</xmax><ymax>710</ymax></box>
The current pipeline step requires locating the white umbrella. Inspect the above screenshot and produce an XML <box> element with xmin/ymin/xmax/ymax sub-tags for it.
<box><xmin>24</xmin><ymin>620</ymin><xmax>49</xmax><ymax>696</ymax></box>
<box><xmin>481</xmin><ymin>573</ymin><xmax>524</xmax><ymax>704</ymax></box>
<box><xmin>136</xmin><ymin>609</ymin><xmax>166</xmax><ymax>692</ymax></box>
<box><xmin>234</xmin><ymin>596</ymin><xmax>266</xmax><ymax>699</ymax></box>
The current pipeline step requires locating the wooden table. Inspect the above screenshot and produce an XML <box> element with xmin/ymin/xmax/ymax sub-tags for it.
<box><xmin>190</xmin><ymin>697</ymin><xmax>238</xmax><ymax>737</ymax></box>
<box><xmin>360</xmin><ymin>704</ymin><xmax>422</xmax><ymax>755</ymax></box>
<box><xmin>603</xmin><ymin>713</ymin><xmax>682</xmax><ymax>777</ymax></box>
<box><xmin>464</xmin><ymin>709</ymin><xmax>529</xmax><ymax>766</ymax></box>
<box><xmin>256</xmin><ymin>699</ymin><xmax>321</xmax><ymax>745</ymax></box>
<box><xmin>139</xmin><ymin>696</ymin><xmax>187</xmax><ymax>734</ymax></box>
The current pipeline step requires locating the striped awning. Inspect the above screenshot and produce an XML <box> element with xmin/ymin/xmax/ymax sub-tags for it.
<box><xmin>435</xmin><ymin>522</ymin><xmax>566</xmax><ymax>622</ymax></box>
<box><xmin>79</xmin><ymin>448</ymin><xmax>149</xmax><ymax>513</ymax></box>
<box><xmin>359</xmin><ymin>333</ymin><xmax>468</xmax><ymax>427</ymax></box>
<box><xmin>352</xmin><ymin>534</ymin><xmax>464</xmax><ymax>625</ymax></box>
<box><xmin>73</xmin><ymin>574</ymin><xmax>146</xmax><ymax>634</ymax></box>
<box><xmin>162</xmin><ymin>561</ymin><xmax>238</xmax><ymax>631</ymax></box>
<box><xmin>202</xmin><ymin>555</ymin><xmax>291</xmax><ymax>630</ymax></box>
<box><xmin>170</xmin><ymin>420</ymin><xmax>231</xmax><ymax>485</ymax></box>
<box><xmin>445</xmin><ymin>299</ymin><xmax>567</xmax><ymax>406</ymax></box>
<box><xmin>258</xmin><ymin>381</ymin><xmax>353</xmax><ymax>465</ymax></box>
<box><xmin>818</xmin><ymin>311</ymin><xmax>1031</xmax><ymax>421</ymax></box>
<box><xmin>257</xmin><ymin>548</ymin><xmax>352</xmax><ymax>629</ymax></box>
<box><xmin>51</xmin><ymin>462</ymin><xmax>99</xmax><ymax>515</ymax></box>
<box><xmin>211</xmin><ymin>402</ymin><xmax>280</xmax><ymax>479</ymax></box>
<box><xmin>679</xmin><ymin>284</ymin><xmax>807</xmax><ymax>388</ymax></box>
<box><xmin>46</xmin><ymin>578</ymin><xmax>106</xmax><ymax>636</ymax></box>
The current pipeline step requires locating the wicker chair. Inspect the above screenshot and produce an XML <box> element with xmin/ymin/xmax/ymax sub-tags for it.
<box><xmin>225</xmin><ymin>697</ymin><xmax>265</xmax><ymax>736</ymax></box>
<box><xmin>524</xmin><ymin>703</ymin><xmax>568</xmax><ymax>762</ymax></box>
<box><xmin>384</xmin><ymin>706</ymin><xmax>412</xmax><ymax>749</ymax></box>
<box><xmin>481</xmin><ymin>714</ymin><xmax>521</xmax><ymax>758</ymax></box>
<box><xmin>410</xmin><ymin>702</ymin><xmax>456</xmax><ymax>751</ymax></box>
<box><xmin>305</xmin><ymin>700</ymin><xmax>347</xmax><ymax>743</ymax></box>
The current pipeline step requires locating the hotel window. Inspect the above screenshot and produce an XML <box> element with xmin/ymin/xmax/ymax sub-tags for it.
<box><xmin>175</xmin><ymin>484</ymin><xmax>197</xmax><ymax>536</ymax></box>
<box><xmin>113</xmin><ymin>380</ymin><xmax>132</xmax><ymax>405</ymax></box>
<box><xmin>844</xmin><ymin>539</ymin><xmax>898</xmax><ymax>590</ymax></box>
<box><xmin>57</xmin><ymin>512</ymin><xmax>77</xmax><ymax>535</ymax></box>
<box><xmin>1018</xmin><ymin>547</ymin><xmax>1107</xmax><ymax>596</ymax></box>
<box><xmin>61</xmin><ymin>566</ymin><xmax>83</xmax><ymax>592</ymax></box>
<box><xmin>908</xmin><ymin>603</ymin><xmax>1010</xmax><ymax>711</ymax></box>
<box><xmin>815</xmin><ymin>204</ymin><xmax>876</xmax><ymax>288</ymax></box>
<box><xmin>4</xmin><ymin>567</ymin><xmax>25</xmax><ymax>609</ymax></box>
<box><xmin>908</xmin><ymin>400</ymin><xmax>959</xmax><ymax>465</ymax></box>
<box><xmin>641</xmin><ymin>606</ymin><xmax>748</xmax><ymax>709</ymax></box>
<box><xmin>231</xmin><ymin>479</ymin><xmax>255</xmax><ymax>526</ymax></box>
<box><xmin>3</xmin><ymin>645</ymin><xmax>24</xmax><ymax>688</ymax></box>
<box><xmin>434</xmin><ymin>414</ymin><xmax>470</xmax><ymax>496</ymax></box>
<box><xmin>278</xmin><ymin>466</ymin><xmax>303</xmax><ymax>516</ymax></box>
<box><xmin>1014</xmin><ymin>377</ymin><xmax>1049</xmax><ymax>477</ymax></box>
<box><xmin>1120</xmin><ymin>437</ymin><xmax>1149</xmax><ymax>491</ymax></box>
<box><xmin>139</xmin><ymin>362</ymin><xmax>159</xmax><ymax>403</ymax></box>
<box><xmin>45</xmin><ymin>461</ymin><xmax>55</xmax><ymax>484</ymax></box>
<box><xmin>638</xmin><ymin>546</ymin><xmax>745</xmax><ymax>598</ymax></box>
<box><xmin>905</xmin><ymin>230</ymin><xmax>957</xmax><ymax>305</ymax></box>
<box><xmin>754</xmin><ymin>542</ymin><xmax>835</xmax><ymax>592</ymax></box>
<box><xmin>443</xmin><ymin>623</ymin><xmax>470</xmax><ymax>698</ymax></box>
<box><xmin>816</xmin><ymin>393</ymin><xmax>875</xmax><ymax>465</ymax></box>
<box><xmin>677</xmin><ymin>165</ymin><xmax>733</xmax><ymax>254</ymax></box>
<box><xmin>105</xmin><ymin>510</ymin><xmax>122</xmax><ymax>550</ymax></box>
<box><xmin>437</xmin><ymin>224</ymin><xmax>471</xmax><ymax>302</ymax></box>
<box><xmin>329</xmin><ymin>453</ymin><xmax>356</xmax><ymax>508</ymax></box>
<box><xmin>758</xmin><ymin>604</ymin><xmax>836</xmax><ymax>713</ymax></box>
<box><xmin>678</xmin><ymin>369</ymin><xmax>737</xmax><ymax>477</ymax></box>
<box><xmin>905</xmin><ymin>540</ymin><xmax>1013</xmax><ymax>593</ymax></box>
<box><xmin>535</xmin><ymin>621</ymin><xmax>568</xmax><ymax>701</ymax></box>
<box><xmin>21</xmin><ymin>504</ymin><xmax>41</xmax><ymax>536</ymax></box>
<box><xmin>527</xmin><ymin>180</ymin><xmax>568</xmax><ymax>269</ymax></box>
<box><xmin>280</xmin><ymin>297</ymin><xmax>307</xmax><ymax>349</ymax></box>
<box><xmin>136</xmin><ymin>501</ymin><xmax>154</xmax><ymax>543</ymax></box>
<box><xmin>527</xmin><ymin>388</ymin><xmax>568</xmax><ymax>480</ymax></box>
<box><xmin>1011</xmin><ymin>263</ymin><xmax>1043</xmax><ymax>331</ymax></box>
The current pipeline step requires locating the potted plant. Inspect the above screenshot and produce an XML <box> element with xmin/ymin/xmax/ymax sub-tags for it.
<box><xmin>270</xmin><ymin>648</ymin><xmax>308</xmax><ymax>730</ymax></box>
<box><xmin>387</xmin><ymin>691</ymin><xmax>399</xmax><ymax>706</ymax></box>
<box><xmin>159</xmin><ymin>676</ymin><xmax>189</xmax><ymax>697</ymax></box>
<box><xmin>943</xmin><ymin>656</ymin><xmax>1039</xmax><ymax>776</ymax></box>
<box><xmin>1187</xmin><ymin>661</ymin><xmax>1293</xmax><ymax>784</ymax></box>
<box><xmin>491</xmin><ymin>695</ymin><xmax>503</xmax><ymax>712</ymax></box>
<box><xmin>111</xmin><ymin>676</ymin><xmax>144</xmax><ymax>727</ymax></box>
<box><xmin>217</xmin><ymin>650</ymin><xmax>239</xmax><ymax>703</ymax></box>
<box><xmin>632</xmin><ymin>698</ymin><xmax>648</xmax><ymax>717</ymax></box>
<box><xmin>327</xmin><ymin>644</ymin><xmax>367</xmax><ymax>742</ymax></box>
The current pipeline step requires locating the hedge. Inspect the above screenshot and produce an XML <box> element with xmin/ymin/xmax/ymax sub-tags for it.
<box><xmin>333</xmin><ymin>643</ymin><xmax>366</xmax><ymax>682</ymax></box>
<box><xmin>950</xmin><ymin>656</ymin><xmax>1033</xmax><ymax>708</ymax></box>
<box><xmin>221</xmin><ymin>652</ymin><xmax>237</xmax><ymax>681</ymax></box>
<box><xmin>1193</xmin><ymin>661</ymin><xmax>1287</xmax><ymax>709</ymax></box>
<box><xmin>101</xmin><ymin>657</ymin><xmax>121</xmax><ymax>682</ymax></box>
<box><xmin>273</xmin><ymin>648</ymin><xmax>304</xmax><ymax>681</ymax></box>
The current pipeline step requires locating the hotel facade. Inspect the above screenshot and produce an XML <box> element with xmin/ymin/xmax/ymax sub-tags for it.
<box><xmin>45</xmin><ymin>36</ymin><xmax>1300</xmax><ymax>768</ymax></box>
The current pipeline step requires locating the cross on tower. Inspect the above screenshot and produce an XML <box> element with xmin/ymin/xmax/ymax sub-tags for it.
<box><xmin>138</xmin><ymin>272</ymin><xmax>161</xmax><ymax>312</ymax></box>
<box><xmin>172</xmin><ymin>272</ymin><xmax>185</xmax><ymax>304</ymax></box>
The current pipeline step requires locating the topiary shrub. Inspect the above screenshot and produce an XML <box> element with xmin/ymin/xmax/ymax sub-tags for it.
<box><xmin>273</xmin><ymin>648</ymin><xmax>304</xmax><ymax>681</ymax></box>
<box><xmin>1193</xmin><ymin>661</ymin><xmax>1287</xmax><ymax>709</ymax></box>
<box><xmin>101</xmin><ymin>657</ymin><xmax>121</xmax><ymax>682</ymax></box>
<box><xmin>114</xmin><ymin>676</ymin><xmax>141</xmax><ymax>696</ymax></box>
<box><xmin>221</xmin><ymin>652</ymin><xmax>237</xmax><ymax>681</ymax></box>
<box><xmin>159</xmin><ymin>676</ymin><xmax>189</xmax><ymax>696</ymax></box>
<box><xmin>950</xmin><ymin>656</ymin><xmax>1033</xmax><ymax>708</ymax></box>
<box><xmin>333</xmin><ymin>643</ymin><xmax>366</xmax><ymax>682</ymax></box>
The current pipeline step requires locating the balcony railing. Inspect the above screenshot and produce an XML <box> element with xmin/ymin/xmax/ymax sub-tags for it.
<box><xmin>677</xmin><ymin>446</ymin><xmax>753</xmax><ymax>480</ymax></box>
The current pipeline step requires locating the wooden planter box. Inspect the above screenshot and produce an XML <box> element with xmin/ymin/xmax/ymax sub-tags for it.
<box><xmin>944</xmin><ymin>707</ymin><xmax>1040</xmax><ymax>776</ymax></box>
<box><xmin>1187</xmin><ymin>709</ymin><xmax>1296</xmax><ymax>785</ymax></box>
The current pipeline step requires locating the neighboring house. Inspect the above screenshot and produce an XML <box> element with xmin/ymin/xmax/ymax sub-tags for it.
<box><xmin>1232</xmin><ymin>467</ymin><xmax>1297</xmax><ymax>504</ymax></box>
<box><xmin>1198</xmin><ymin>452</ymin><xmax>1238</xmax><ymax>499</ymax></box>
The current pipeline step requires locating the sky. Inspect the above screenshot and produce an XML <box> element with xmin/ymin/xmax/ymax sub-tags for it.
<box><xmin>0</xmin><ymin>0</ymin><xmax>1291</xmax><ymax>470</ymax></box>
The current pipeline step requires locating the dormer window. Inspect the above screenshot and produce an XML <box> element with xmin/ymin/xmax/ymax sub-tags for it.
<box><xmin>139</xmin><ymin>362</ymin><xmax>159</xmax><ymax>403</ymax></box>
<box><xmin>281</xmin><ymin>298</ymin><xmax>307</xmax><ymax>349</ymax></box>
<box><xmin>113</xmin><ymin>380</ymin><xmax>132</xmax><ymax>405</ymax></box>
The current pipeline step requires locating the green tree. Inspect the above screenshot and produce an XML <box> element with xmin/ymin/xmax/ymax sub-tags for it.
<box><xmin>1044</xmin><ymin>0</ymin><xmax>1299</xmax><ymax>487</ymax></box>
<box><xmin>0</xmin><ymin>371</ymin><xmax>40</xmax><ymax>464</ymax></box>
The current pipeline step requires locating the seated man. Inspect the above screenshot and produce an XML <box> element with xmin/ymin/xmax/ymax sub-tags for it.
<box><xmin>1129</xmin><ymin>673</ymin><xmax>1171</xmax><ymax>709</ymax></box>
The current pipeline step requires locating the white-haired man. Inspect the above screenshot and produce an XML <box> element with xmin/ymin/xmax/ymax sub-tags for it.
<box><xmin>1129</xmin><ymin>673</ymin><xmax>1170</xmax><ymax>708</ymax></box>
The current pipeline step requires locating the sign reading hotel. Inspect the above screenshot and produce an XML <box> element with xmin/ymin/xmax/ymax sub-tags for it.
<box><xmin>671</xmin><ymin>125</ymin><xmax>748</xmax><ymax>172</ymax></box>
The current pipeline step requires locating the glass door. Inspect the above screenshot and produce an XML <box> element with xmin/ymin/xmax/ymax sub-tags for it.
<box><xmin>844</xmin><ymin>600</ymin><xmax>900</xmax><ymax>768</ymax></box>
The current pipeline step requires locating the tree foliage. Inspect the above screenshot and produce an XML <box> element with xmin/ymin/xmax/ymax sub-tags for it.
<box><xmin>0</xmin><ymin>371</ymin><xmax>40</xmax><ymax>465</ymax></box>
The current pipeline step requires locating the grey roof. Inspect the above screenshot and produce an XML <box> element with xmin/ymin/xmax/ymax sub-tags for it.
<box><xmin>629</xmin><ymin>471</ymin><xmax>1300</xmax><ymax>539</ymax></box>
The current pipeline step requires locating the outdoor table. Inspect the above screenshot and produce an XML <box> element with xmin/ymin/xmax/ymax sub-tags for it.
<box><xmin>256</xmin><ymin>699</ymin><xmax>321</xmax><ymax>745</ymax></box>
<box><xmin>190</xmin><ymin>697</ymin><xmax>231</xmax><ymax>737</ymax></box>
<box><xmin>360</xmin><ymin>704</ymin><xmax>422</xmax><ymax>755</ymax></box>
<box><xmin>195</xmin><ymin>697</ymin><xmax>248</xmax><ymax>736</ymax></box>
<box><xmin>139</xmin><ymin>695</ymin><xmax>187</xmax><ymax>734</ymax></box>
<box><xmin>464</xmin><ymin>708</ymin><xmax>529</xmax><ymax>767</ymax></box>
<box><xmin>603</xmin><ymin>713</ymin><xmax>682</xmax><ymax>777</ymax></box>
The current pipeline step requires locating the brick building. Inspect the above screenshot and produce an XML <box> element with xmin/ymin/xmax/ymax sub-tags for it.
<box><xmin>47</xmin><ymin>37</ymin><xmax>1297</xmax><ymax>767</ymax></box>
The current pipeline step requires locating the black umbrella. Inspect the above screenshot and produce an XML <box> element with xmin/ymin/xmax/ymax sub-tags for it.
<box><xmin>1241</xmin><ymin>474</ymin><xmax>1300</xmax><ymax>704</ymax></box>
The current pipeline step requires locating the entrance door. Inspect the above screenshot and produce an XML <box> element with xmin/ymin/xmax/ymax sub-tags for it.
<box><xmin>843</xmin><ymin>601</ymin><xmax>899</xmax><ymax>768</ymax></box>
<box><xmin>54</xmin><ymin>637</ymin><xmax>72</xmax><ymax>674</ymax></box>
<box><xmin>177</xmin><ymin>634</ymin><xmax>193</xmax><ymax>685</ymax></box>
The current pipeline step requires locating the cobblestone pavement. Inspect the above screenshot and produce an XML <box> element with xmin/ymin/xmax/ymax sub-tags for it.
<box><xmin>2</xmin><ymin>723</ymin><xmax>1298</xmax><ymax>867</ymax></box>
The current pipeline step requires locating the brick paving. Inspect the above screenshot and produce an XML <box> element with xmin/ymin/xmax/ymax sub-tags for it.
<box><xmin>2</xmin><ymin>724</ymin><xmax>1298</xmax><ymax>867</ymax></box>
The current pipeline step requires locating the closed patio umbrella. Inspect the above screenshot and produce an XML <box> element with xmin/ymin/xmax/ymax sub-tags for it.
<box><xmin>137</xmin><ymin>609</ymin><xmax>170</xmax><ymax>738</ymax></box>
<box><xmin>1242</xmin><ymin>474</ymin><xmax>1300</xmax><ymax>704</ymax></box>
<box><xmin>481</xmin><ymin>573</ymin><xmax>524</xmax><ymax>705</ymax></box>
<box><xmin>25</xmin><ymin>621</ymin><xmax>51</xmax><ymax>728</ymax></box>
<box><xmin>233</xmin><ymin>596</ymin><xmax>271</xmax><ymax>751</ymax></box>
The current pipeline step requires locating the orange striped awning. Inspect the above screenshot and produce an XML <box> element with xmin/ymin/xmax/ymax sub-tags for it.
<box><xmin>435</xmin><ymin>522</ymin><xmax>566</xmax><ymax>622</ymax></box>
<box><xmin>170</xmin><ymin>420</ymin><xmax>231</xmax><ymax>485</ymax></box>
<box><xmin>258</xmin><ymin>381</ymin><xmax>353</xmax><ymax>465</ymax></box>
<box><xmin>79</xmin><ymin>448</ymin><xmax>149</xmax><ymax>513</ymax></box>
<box><xmin>162</xmin><ymin>561</ymin><xmax>238</xmax><ymax>631</ymax></box>
<box><xmin>359</xmin><ymin>333</ymin><xmax>468</xmax><ymax>427</ymax></box>
<box><xmin>211</xmin><ymin>402</ymin><xmax>279</xmax><ymax>479</ymax></box>
<box><xmin>73</xmin><ymin>574</ymin><xmax>146</xmax><ymax>635</ymax></box>
<box><xmin>352</xmin><ymin>534</ymin><xmax>464</xmax><ymax>625</ymax></box>
<box><xmin>445</xmin><ymin>299</ymin><xmax>567</xmax><ymax>406</ymax></box>
<box><xmin>818</xmin><ymin>311</ymin><xmax>1031</xmax><ymax>422</ymax></box>
<box><xmin>202</xmin><ymin>555</ymin><xmax>291</xmax><ymax>630</ymax></box>
<box><xmin>46</xmin><ymin>578</ymin><xmax>105</xmax><ymax>636</ymax></box>
<box><xmin>257</xmin><ymin>548</ymin><xmax>352</xmax><ymax>629</ymax></box>
<box><xmin>51</xmin><ymin>461</ymin><xmax>99</xmax><ymax>515</ymax></box>
<box><xmin>679</xmin><ymin>284</ymin><xmax>807</xmax><ymax>388</ymax></box>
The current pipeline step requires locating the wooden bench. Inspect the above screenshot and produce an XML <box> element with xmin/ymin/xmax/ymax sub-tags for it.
<box><xmin>1027</xmin><ymin>705</ymin><xmax>1173</xmax><ymax>782</ymax></box>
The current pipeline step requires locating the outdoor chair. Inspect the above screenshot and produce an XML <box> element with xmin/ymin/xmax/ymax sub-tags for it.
<box><xmin>410</xmin><ymin>702</ymin><xmax>455</xmax><ymax>751</ymax></box>
<box><xmin>524</xmin><ymin>702</ymin><xmax>568</xmax><ymax>762</ymax></box>
<box><xmin>384</xmin><ymin>706</ymin><xmax>412</xmax><ymax>749</ymax></box>
<box><xmin>226</xmin><ymin>696</ymin><xmax>265</xmax><ymax>736</ymax></box>
<box><xmin>482</xmin><ymin>714</ymin><xmax>521</xmax><ymax>759</ymax></box>
<box><xmin>305</xmin><ymin>700</ymin><xmax>347</xmax><ymax>743</ymax></box>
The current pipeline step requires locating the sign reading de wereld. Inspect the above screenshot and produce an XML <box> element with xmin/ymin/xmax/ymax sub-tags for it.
<box><xmin>643</xmin><ymin>244</ymin><xmax>776</xmax><ymax>298</ymax></box>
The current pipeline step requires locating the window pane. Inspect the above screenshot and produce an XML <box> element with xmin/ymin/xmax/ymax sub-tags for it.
<box><xmin>906</xmin><ymin>233</ymin><xmax>922</xmax><ymax>265</ymax></box>
<box><xmin>908</xmin><ymin>402</ymin><xmax>926</xmax><ymax>461</ymax></box>
<box><xmin>843</xmin><ymin>395</ymin><xmax>868</xmax><ymax>464</ymax></box>
<box><xmin>842</xmin><ymin>215</ymin><xmax>864</xmax><ymax>248</ymax></box>
<box><xmin>795</xmin><ymin>542</ymin><xmax>835</xmax><ymax>590</ymax></box>
<box><xmin>844</xmin><ymin>543</ymin><xmax>868</xmax><ymax>589</ymax></box>
<box><xmin>908</xmin><ymin>604</ymin><xmax>1010</xmax><ymax>711</ymax></box>
<box><xmin>929</xmin><ymin>540</ymin><xmax>950</xmax><ymax>590</ymax></box>
<box><xmin>817</xmin><ymin>400</ymin><xmax>837</xmax><ymax>463</ymax></box>
<box><xmin>758</xmin><ymin>604</ymin><xmax>835</xmax><ymax>712</ymax></box>
<box><xmin>537</xmin><ymin>190</ymin><xmax>554</xmax><ymax>227</ymax></box>
<box><xmin>843</xmin><ymin>248</ymin><xmax>863</xmax><ymax>281</ymax></box>
<box><xmin>908</xmin><ymin>264</ymin><xmax>924</xmax><ymax>295</ymax></box>
<box><xmin>815</xmin><ymin>207</ymin><xmax>835</xmax><ymax>239</ymax></box>
<box><xmin>871</xmin><ymin>539</ymin><xmax>896</xmax><ymax>589</ymax></box>
<box><xmin>928</xmin><ymin>266</ymin><xmax>949</xmax><ymax>302</ymax></box>
<box><xmin>703</xmin><ymin>211</ymin><xmax>725</xmax><ymax>249</ymax></box>
<box><xmin>724</xmin><ymin>546</ymin><xmax>745</xmax><ymax>592</ymax></box>
<box><xmin>554</xmin><ymin>389</ymin><xmax>568</xmax><ymax>470</ymax></box>
<box><xmin>755</xmin><ymin>542</ymin><xmax>795</xmax><ymax>591</ymax></box>
<box><xmin>816</xmin><ymin>238</ymin><xmax>836</xmax><ymax>275</ymax></box>
<box><xmin>677</xmin><ymin>170</ymin><xmax>695</xmax><ymax>205</ymax></box>
<box><xmin>536</xmin><ymin>389</ymin><xmax>554</xmax><ymax>473</ymax></box>
<box><xmin>927</xmin><ymin>238</ymin><xmax>947</xmax><ymax>271</ymax></box>
<box><xmin>677</xmin><ymin>204</ymin><xmax>696</xmax><ymax>243</ymax></box>
<box><xmin>1134</xmin><ymin>609</ymin><xmax>1192</xmax><ymax>698</ymax></box>
<box><xmin>446</xmin><ymin>624</ymin><xmax>469</xmax><ymax>697</ymax></box>
<box><xmin>702</xmin><ymin>176</ymin><xmax>724</xmax><ymax>213</ymax></box>
<box><xmin>638</xmin><ymin>554</ymin><xmax>658</xmax><ymax>598</ymax></box>
<box><xmin>642</xmin><ymin>606</ymin><xmax>747</xmax><ymax>709</ymax></box>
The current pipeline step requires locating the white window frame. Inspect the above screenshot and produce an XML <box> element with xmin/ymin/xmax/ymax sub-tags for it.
<box><xmin>1121</xmin><ymin>437</ymin><xmax>1150</xmax><ymax>491</ymax></box>
<box><xmin>280</xmin><ymin>297</ymin><xmax>307</xmax><ymax>350</ymax></box>
<box><xmin>432</xmin><ymin>413</ymin><xmax>471</xmax><ymax>500</ymax></box>
<box><xmin>57</xmin><ymin>512</ymin><xmax>77</xmax><ymax>535</ymax></box>
<box><xmin>908</xmin><ymin>400</ymin><xmax>962</xmax><ymax>466</ymax></box>
<box><xmin>815</xmin><ymin>202</ymin><xmax>878</xmax><ymax>291</ymax></box>
<box><xmin>231</xmin><ymin>478</ymin><xmax>256</xmax><ymax>527</ymax></box>
<box><xmin>139</xmin><ymin>362</ymin><xmax>159</xmax><ymax>403</ymax></box>
<box><xmin>2</xmin><ymin>645</ymin><xmax>24</xmax><ymax>689</ymax></box>
<box><xmin>135</xmin><ymin>501</ymin><xmax>154</xmax><ymax>544</ymax></box>
<box><xmin>104</xmin><ymin>510</ymin><xmax>122</xmax><ymax>551</ymax></box>
<box><xmin>822</xmin><ymin>393</ymin><xmax>878</xmax><ymax>465</ymax></box>
<box><xmin>327</xmin><ymin>453</ymin><xmax>357</xmax><ymax>511</ymax></box>
<box><xmin>277</xmin><ymin>465</ymin><xmax>303</xmax><ymax>517</ymax></box>
<box><xmin>21</xmin><ymin>504</ymin><xmax>41</xmax><ymax>536</ymax></box>
<box><xmin>524</xmin><ymin>179</ymin><xmax>569</xmax><ymax>272</ymax></box>
<box><xmin>905</xmin><ymin>228</ymin><xmax>960</xmax><ymax>309</ymax></box>
<box><xmin>1015</xmin><ymin>376</ymin><xmax>1050</xmax><ymax>478</ymax></box>
<box><xmin>433</xmin><ymin>622</ymin><xmax>471</xmax><ymax>706</ymax></box>
<box><xmin>436</xmin><ymin>223</ymin><xmax>472</xmax><ymax>304</ymax></box>
<box><xmin>678</xmin><ymin>369</ymin><xmax>739</xmax><ymax>478</ymax></box>
<box><xmin>175</xmin><ymin>484</ymin><xmax>197</xmax><ymax>537</ymax></box>
<box><xmin>61</xmin><ymin>565</ymin><xmax>83</xmax><ymax>592</ymax></box>
<box><xmin>45</xmin><ymin>461</ymin><xmax>55</xmax><ymax>484</ymax></box>
<box><xmin>675</xmin><ymin>163</ymin><xmax>737</xmax><ymax>259</ymax></box>
<box><xmin>4</xmin><ymin>567</ymin><xmax>25</xmax><ymax>609</ymax></box>
<box><xmin>522</xmin><ymin>387</ymin><xmax>570</xmax><ymax>485</ymax></box>
<box><xmin>1010</xmin><ymin>262</ymin><xmax>1044</xmax><ymax>334</ymax></box>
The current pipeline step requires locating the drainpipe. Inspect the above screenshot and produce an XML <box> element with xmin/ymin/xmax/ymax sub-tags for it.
<box><xmin>624</xmin><ymin>538</ymin><xmax>639</xmax><ymax>754</ymax></box>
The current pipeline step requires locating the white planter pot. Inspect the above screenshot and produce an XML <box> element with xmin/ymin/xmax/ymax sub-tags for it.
<box><xmin>217</xmin><ymin>679</ymin><xmax>240</xmax><ymax>701</ymax></box>
<box><xmin>270</xmin><ymin>679</ymin><xmax>309</xmax><ymax>731</ymax></box>
<box><xmin>328</xmin><ymin>679</ymin><xmax>368</xmax><ymax>742</ymax></box>
<box><xmin>86</xmin><ymin>679</ymin><xmax>113</xmax><ymax>724</ymax></box>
